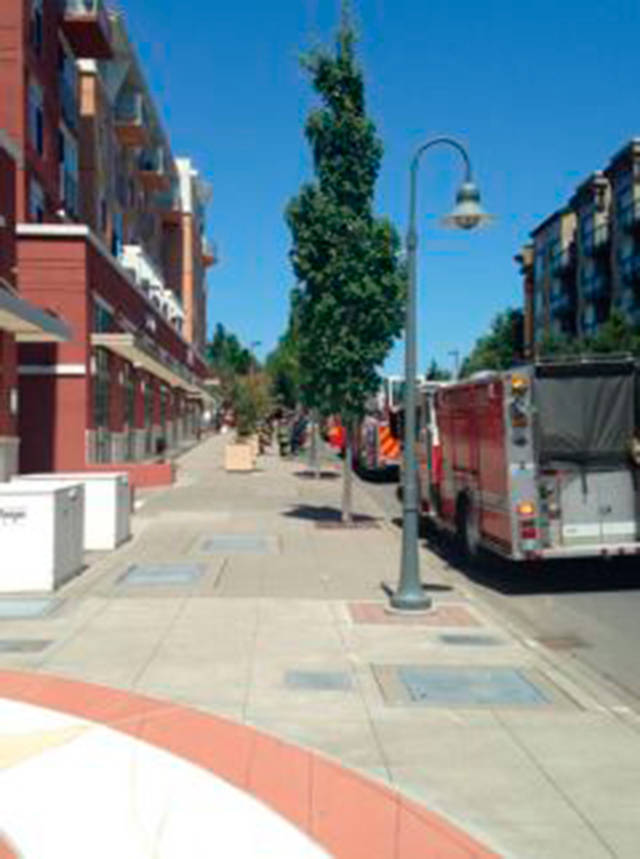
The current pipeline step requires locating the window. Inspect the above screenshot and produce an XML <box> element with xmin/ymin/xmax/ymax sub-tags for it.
<box><xmin>92</xmin><ymin>349</ymin><xmax>111</xmax><ymax>463</ymax></box>
<box><xmin>29</xmin><ymin>177</ymin><xmax>45</xmax><ymax>223</ymax></box>
<box><xmin>29</xmin><ymin>0</ymin><xmax>43</xmax><ymax>55</ymax></box>
<box><xmin>93</xmin><ymin>300</ymin><xmax>114</xmax><ymax>333</ymax></box>
<box><xmin>58</xmin><ymin>125</ymin><xmax>78</xmax><ymax>216</ymax></box>
<box><xmin>28</xmin><ymin>82</ymin><xmax>44</xmax><ymax>156</ymax></box>
<box><xmin>111</xmin><ymin>211</ymin><xmax>123</xmax><ymax>257</ymax></box>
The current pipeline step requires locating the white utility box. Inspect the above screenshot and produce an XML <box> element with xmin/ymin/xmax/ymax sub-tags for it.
<box><xmin>16</xmin><ymin>472</ymin><xmax>131</xmax><ymax>551</ymax></box>
<box><xmin>0</xmin><ymin>481</ymin><xmax>84</xmax><ymax>592</ymax></box>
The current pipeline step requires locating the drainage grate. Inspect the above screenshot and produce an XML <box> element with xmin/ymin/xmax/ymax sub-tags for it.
<box><xmin>200</xmin><ymin>535</ymin><xmax>275</xmax><ymax>554</ymax></box>
<box><xmin>439</xmin><ymin>634</ymin><xmax>503</xmax><ymax>647</ymax></box>
<box><xmin>0</xmin><ymin>598</ymin><xmax>61</xmax><ymax>620</ymax></box>
<box><xmin>285</xmin><ymin>670</ymin><xmax>352</xmax><ymax>691</ymax></box>
<box><xmin>536</xmin><ymin>634</ymin><xmax>588</xmax><ymax>651</ymax></box>
<box><xmin>119</xmin><ymin>563</ymin><xmax>203</xmax><ymax>586</ymax></box>
<box><xmin>398</xmin><ymin>666</ymin><xmax>549</xmax><ymax>706</ymax></box>
<box><xmin>0</xmin><ymin>639</ymin><xmax>51</xmax><ymax>654</ymax></box>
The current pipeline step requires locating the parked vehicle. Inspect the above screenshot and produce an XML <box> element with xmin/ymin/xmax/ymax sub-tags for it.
<box><xmin>416</xmin><ymin>358</ymin><xmax>640</xmax><ymax>561</ymax></box>
<box><xmin>353</xmin><ymin>376</ymin><xmax>404</xmax><ymax>477</ymax></box>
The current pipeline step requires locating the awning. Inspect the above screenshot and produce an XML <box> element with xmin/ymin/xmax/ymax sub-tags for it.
<box><xmin>91</xmin><ymin>332</ymin><xmax>208</xmax><ymax>396</ymax></box>
<box><xmin>0</xmin><ymin>287</ymin><xmax>71</xmax><ymax>342</ymax></box>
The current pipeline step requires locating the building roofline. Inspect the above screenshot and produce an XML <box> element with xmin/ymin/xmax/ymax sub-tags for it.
<box><xmin>529</xmin><ymin>206</ymin><xmax>573</xmax><ymax>238</ymax></box>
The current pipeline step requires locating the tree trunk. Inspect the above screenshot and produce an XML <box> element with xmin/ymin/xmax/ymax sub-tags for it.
<box><xmin>308</xmin><ymin>410</ymin><xmax>320</xmax><ymax>478</ymax></box>
<box><xmin>341</xmin><ymin>420</ymin><xmax>353</xmax><ymax>524</ymax></box>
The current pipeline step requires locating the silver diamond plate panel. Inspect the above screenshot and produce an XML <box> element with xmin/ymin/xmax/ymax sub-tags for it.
<box><xmin>200</xmin><ymin>535</ymin><xmax>274</xmax><ymax>554</ymax></box>
<box><xmin>398</xmin><ymin>666</ymin><xmax>549</xmax><ymax>706</ymax></box>
<box><xmin>120</xmin><ymin>564</ymin><xmax>203</xmax><ymax>586</ymax></box>
<box><xmin>284</xmin><ymin>670</ymin><xmax>352</xmax><ymax>691</ymax></box>
<box><xmin>0</xmin><ymin>598</ymin><xmax>61</xmax><ymax>619</ymax></box>
<box><xmin>0</xmin><ymin>639</ymin><xmax>51</xmax><ymax>653</ymax></box>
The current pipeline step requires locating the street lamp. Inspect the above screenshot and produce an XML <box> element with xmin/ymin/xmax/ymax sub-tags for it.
<box><xmin>390</xmin><ymin>137</ymin><xmax>492</xmax><ymax>612</ymax></box>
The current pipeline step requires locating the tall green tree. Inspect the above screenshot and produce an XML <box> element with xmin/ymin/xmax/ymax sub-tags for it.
<box><xmin>461</xmin><ymin>308</ymin><xmax>524</xmax><ymax>377</ymax></box>
<box><xmin>285</xmin><ymin>7</ymin><xmax>406</xmax><ymax>520</ymax></box>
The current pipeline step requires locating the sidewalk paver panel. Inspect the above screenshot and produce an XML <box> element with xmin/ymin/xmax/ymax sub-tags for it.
<box><xmin>119</xmin><ymin>563</ymin><xmax>203</xmax><ymax>586</ymax></box>
<box><xmin>397</xmin><ymin>666</ymin><xmax>550</xmax><ymax>706</ymax></box>
<box><xmin>0</xmin><ymin>639</ymin><xmax>51</xmax><ymax>653</ymax></box>
<box><xmin>439</xmin><ymin>633</ymin><xmax>504</xmax><ymax>646</ymax></box>
<box><xmin>200</xmin><ymin>535</ymin><xmax>276</xmax><ymax>554</ymax></box>
<box><xmin>349</xmin><ymin>602</ymin><xmax>481</xmax><ymax>627</ymax></box>
<box><xmin>0</xmin><ymin>598</ymin><xmax>62</xmax><ymax>619</ymax></box>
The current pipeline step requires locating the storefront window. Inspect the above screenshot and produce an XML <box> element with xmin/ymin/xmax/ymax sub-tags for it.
<box><xmin>93</xmin><ymin>348</ymin><xmax>111</xmax><ymax>463</ymax></box>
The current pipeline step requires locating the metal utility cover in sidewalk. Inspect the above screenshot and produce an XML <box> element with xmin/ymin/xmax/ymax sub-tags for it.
<box><xmin>0</xmin><ymin>639</ymin><xmax>51</xmax><ymax>653</ymax></box>
<box><xmin>372</xmin><ymin>665</ymin><xmax>574</xmax><ymax>709</ymax></box>
<box><xmin>0</xmin><ymin>598</ymin><xmax>62</xmax><ymax>620</ymax></box>
<box><xmin>119</xmin><ymin>564</ymin><xmax>203</xmax><ymax>586</ymax></box>
<box><xmin>285</xmin><ymin>670</ymin><xmax>353</xmax><ymax>691</ymax></box>
<box><xmin>200</xmin><ymin>535</ymin><xmax>277</xmax><ymax>554</ymax></box>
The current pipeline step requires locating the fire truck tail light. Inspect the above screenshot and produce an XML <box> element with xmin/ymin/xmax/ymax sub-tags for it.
<box><xmin>511</xmin><ymin>375</ymin><xmax>528</xmax><ymax>393</ymax></box>
<box><xmin>516</xmin><ymin>501</ymin><xmax>536</xmax><ymax>517</ymax></box>
<box><xmin>520</xmin><ymin>522</ymin><xmax>538</xmax><ymax>540</ymax></box>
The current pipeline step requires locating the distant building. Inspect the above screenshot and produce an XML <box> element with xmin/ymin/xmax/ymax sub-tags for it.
<box><xmin>0</xmin><ymin>1</ymin><xmax>217</xmax><ymax>482</ymax></box>
<box><xmin>519</xmin><ymin>139</ymin><xmax>640</xmax><ymax>356</ymax></box>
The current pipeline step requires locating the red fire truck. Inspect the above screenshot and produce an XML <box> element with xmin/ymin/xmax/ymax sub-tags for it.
<box><xmin>417</xmin><ymin>358</ymin><xmax>640</xmax><ymax>561</ymax></box>
<box><xmin>353</xmin><ymin>376</ymin><xmax>403</xmax><ymax>476</ymax></box>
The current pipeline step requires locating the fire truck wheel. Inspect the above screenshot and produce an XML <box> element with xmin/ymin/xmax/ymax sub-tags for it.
<box><xmin>457</xmin><ymin>496</ymin><xmax>479</xmax><ymax>561</ymax></box>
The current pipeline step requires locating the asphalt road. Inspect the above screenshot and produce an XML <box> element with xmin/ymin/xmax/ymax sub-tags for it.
<box><xmin>359</xmin><ymin>475</ymin><xmax>640</xmax><ymax>711</ymax></box>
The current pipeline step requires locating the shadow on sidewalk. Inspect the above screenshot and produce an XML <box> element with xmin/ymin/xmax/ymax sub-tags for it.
<box><xmin>284</xmin><ymin>504</ymin><xmax>379</xmax><ymax>525</ymax></box>
<box><xmin>391</xmin><ymin>516</ymin><xmax>640</xmax><ymax>597</ymax></box>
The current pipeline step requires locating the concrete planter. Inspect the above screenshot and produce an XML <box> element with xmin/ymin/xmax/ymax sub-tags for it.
<box><xmin>0</xmin><ymin>481</ymin><xmax>84</xmax><ymax>592</ymax></box>
<box><xmin>224</xmin><ymin>444</ymin><xmax>254</xmax><ymax>472</ymax></box>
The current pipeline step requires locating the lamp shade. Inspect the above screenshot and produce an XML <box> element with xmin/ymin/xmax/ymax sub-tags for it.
<box><xmin>442</xmin><ymin>181</ymin><xmax>493</xmax><ymax>230</ymax></box>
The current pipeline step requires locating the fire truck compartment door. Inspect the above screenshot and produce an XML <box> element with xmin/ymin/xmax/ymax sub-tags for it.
<box><xmin>560</xmin><ymin>470</ymin><xmax>637</xmax><ymax>545</ymax></box>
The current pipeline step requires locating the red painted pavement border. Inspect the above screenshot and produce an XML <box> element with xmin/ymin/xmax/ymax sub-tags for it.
<box><xmin>0</xmin><ymin>670</ymin><xmax>500</xmax><ymax>858</ymax></box>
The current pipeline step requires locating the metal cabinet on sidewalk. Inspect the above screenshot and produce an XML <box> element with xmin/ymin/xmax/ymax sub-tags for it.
<box><xmin>0</xmin><ymin>481</ymin><xmax>84</xmax><ymax>592</ymax></box>
<box><xmin>16</xmin><ymin>472</ymin><xmax>131</xmax><ymax>551</ymax></box>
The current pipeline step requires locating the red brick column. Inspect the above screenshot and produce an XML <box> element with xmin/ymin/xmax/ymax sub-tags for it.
<box><xmin>0</xmin><ymin>331</ymin><xmax>17</xmax><ymax>437</ymax></box>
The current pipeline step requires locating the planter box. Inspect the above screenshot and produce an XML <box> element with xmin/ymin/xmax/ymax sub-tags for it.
<box><xmin>0</xmin><ymin>482</ymin><xmax>84</xmax><ymax>592</ymax></box>
<box><xmin>16</xmin><ymin>472</ymin><xmax>131</xmax><ymax>551</ymax></box>
<box><xmin>225</xmin><ymin>444</ymin><xmax>254</xmax><ymax>472</ymax></box>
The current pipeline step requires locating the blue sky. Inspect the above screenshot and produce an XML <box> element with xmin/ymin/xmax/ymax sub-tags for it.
<box><xmin>123</xmin><ymin>0</ymin><xmax>640</xmax><ymax>375</ymax></box>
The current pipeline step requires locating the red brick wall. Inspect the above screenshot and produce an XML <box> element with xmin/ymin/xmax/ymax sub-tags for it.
<box><xmin>0</xmin><ymin>146</ymin><xmax>17</xmax><ymax>287</ymax></box>
<box><xmin>0</xmin><ymin>331</ymin><xmax>17</xmax><ymax>436</ymax></box>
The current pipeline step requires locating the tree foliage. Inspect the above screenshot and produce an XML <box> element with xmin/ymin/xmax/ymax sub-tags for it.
<box><xmin>539</xmin><ymin>310</ymin><xmax>640</xmax><ymax>358</ymax></box>
<box><xmin>265</xmin><ymin>308</ymin><xmax>301</xmax><ymax>409</ymax></box>
<box><xmin>461</xmin><ymin>308</ymin><xmax>524</xmax><ymax>377</ymax></box>
<box><xmin>285</xmin><ymin>12</ymin><xmax>406</xmax><ymax>421</ymax></box>
<box><xmin>425</xmin><ymin>360</ymin><xmax>452</xmax><ymax>381</ymax></box>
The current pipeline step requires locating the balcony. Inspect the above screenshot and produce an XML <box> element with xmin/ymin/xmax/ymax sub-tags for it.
<box><xmin>549</xmin><ymin>287</ymin><xmax>574</xmax><ymax>316</ymax></box>
<box><xmin>549</xmin><ymin>243</ymin><xmax>576</xmax><ymax>278</ymax></box>
<box><xmin>620</xmin><ymin>255</ymin><xmax>640</xmax><ymax>287</ymax></box>
<box><xmin>58</xmin><ymin>0</ymin><xmax>112</xmax><ymax>59</ymax></box>
<box><xmin>138</xmin><ymin>147</ymin><xmax>171</xmax><ymax>192</ymax></box>
<box><xmin>59</xmin><ymin>74</ymin><xmax>77</xmax><ymax>130</ymax></box>
<box><xmin>620</xmin><ymin>198</ymin><xmax>640</xmax><ymax>234</ymax></box>
<box><xmin>114</xmin><ymin>91</ymin><xmax>150</xmax><ymax>147</ymax></box>
<box><xmin>581</xmin><ymin>269</ymin><xmax>610</xmax><ymax>300</ymax></box>
<box><xmin>202</xmin><ymin>237</ymin><xmax>217</xmax><ymax>267</ymax></box>
<box><xmin>592</xmin><ymin>221</ymin><xmax>610</xmax><ymax>256</ymax></box>
<box><xmin>155</xmin><ymin>184</ymin><xmax>181</xmax><ymax>225</ymax></box>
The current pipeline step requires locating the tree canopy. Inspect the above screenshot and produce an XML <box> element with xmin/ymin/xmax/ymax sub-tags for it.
<box><xmin>284</xmin><ymin>11</ymin><xmax>406</xmax><ymax>421</ymax></box>
<box><xmin>461</xmin><ymin>308</ymin><xmax>524</xmax><ymax>377</ymax></box>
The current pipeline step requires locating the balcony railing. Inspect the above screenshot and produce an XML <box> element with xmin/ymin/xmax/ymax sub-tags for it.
<box><xmin>549</xmin><ymin>243</ymin><xmax>575</xmax><ymax>276</ymax></box>
<box><xmin>138</xmin><ymin>148</ymin><xmax>171</xmax><ymax>191</ymax></box>
<box><xmin>59</xmin><ymin>73</ymin><xmax>77</xmax><ymax>130</ymax></box>
<box><xmin>549</xmin><ymin>287</ymin><xmax>574</xmax><ymax>315</ymax></box>
<box><xmin>115</xmin><ymin>91</ymin><xmax>149</xmax><ymax>147</ymax></box>
<box><xmin>58</xmin><ymin>0</ymin><xmax>112</xmax><ymax>59</ymax></box>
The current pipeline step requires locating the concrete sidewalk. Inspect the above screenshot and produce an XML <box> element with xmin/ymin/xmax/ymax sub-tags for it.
<box><xmin>1</xmin><ymin>434</ymin><xmax>640</xmax><ymax>857</ymax></box>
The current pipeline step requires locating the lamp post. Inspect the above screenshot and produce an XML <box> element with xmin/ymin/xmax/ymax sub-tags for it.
<box><xmin>390</xmin><ymin>137</ymin><xmax>492</xmax><ymax>612</ymax></box>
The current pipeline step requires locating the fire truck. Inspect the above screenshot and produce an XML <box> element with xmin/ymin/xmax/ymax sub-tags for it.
<box><xmin>353</xmin><ymin>376</ymin><xmax>403</xmax><ymax>476</ymax></box>
<box><xmin>416</xmin><ymin>358</ymin><xmax>640</xmax><ymax>561</ymax></box>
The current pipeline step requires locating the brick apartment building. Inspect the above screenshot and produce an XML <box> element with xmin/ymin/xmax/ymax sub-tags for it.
<box><xmin>519</xmin><ymin>139</ymin><xmax>640</xmax><ymax>357</ymax></box>
<box><xmin>0</xmin><ymin>1</ymin><xmax>215</xmax><ymax>485</ymax></box>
